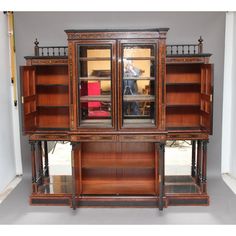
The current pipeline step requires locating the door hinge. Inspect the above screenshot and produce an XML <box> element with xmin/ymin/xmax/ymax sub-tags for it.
<box><xmin>210</xmin><ymin>94</ymin><xmax>213</xmax><ymax>102</ymax></box>
<box><xmin>21</xmin><ymin>96</ymin><xmax>24</xmax><ymax>104</ymax></box>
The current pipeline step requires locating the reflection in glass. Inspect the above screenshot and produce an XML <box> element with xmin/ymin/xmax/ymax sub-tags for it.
<box><xmin>122</xmin><ymin>45</ymin><xmax>156</xmax><ymax>126</ymax></box>
<box><xmin>78</xmin><ymin>45</ymin><xmax>112</xmax><ymax>126</ymax></box>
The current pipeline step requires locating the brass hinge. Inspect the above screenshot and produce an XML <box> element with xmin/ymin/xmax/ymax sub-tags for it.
<box><xmin>210</xmin><ymin>94</ymin><xmax>213</xmax><ymax>102</ymax></box>
<box><xmin>21</xmin><ymin>96</ymin><xmax>24</xmax><ymax>104</ymax></box>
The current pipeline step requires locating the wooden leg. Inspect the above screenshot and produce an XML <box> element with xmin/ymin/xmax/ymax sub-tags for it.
<box><xmin>201</xmin><ymin>140</ymin><xmax>208</xmax><ymax>193</ymax></box>
<box><xmin>37</xmin><ymin>141</ymin><xmax>43</xmax><ymax>185</ymax></box>
<box><xmin>30</xmin><ymin>141</ymin><xmax>37</xmax><ymax>193</ymax></box>
<box><xmin>71</xmin><ymin>142</ymin><xmax>81</xmax><ymax>210</ymax></box>
<box><xmin>158</xmin><ymin>142</ymin><xmax>165</xmax><ymax>211</ymax></box>
<box><xmin>196</xmin><ymin>140</ymin><xmax>202</xmax><ymax>185</ymax></box>
<box><xmin>44</xmin><ymin>141</ymin><xmax>49</xmax><ymax>178</ymax></box>
<box><xmin>191</xmin><ymin>141</ymin><xmax>196</xmax><ymax>177</ymax></box>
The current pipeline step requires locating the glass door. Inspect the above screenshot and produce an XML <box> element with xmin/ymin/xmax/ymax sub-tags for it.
<box><xmin>119</xmin><ymin>41</ymin><xmax>157</xmax><ymax>129</ymax></box>
<box><xmin>77</xmin><ymin>41</ymin><xmax>116</xmax><ymax>129</ymax></box>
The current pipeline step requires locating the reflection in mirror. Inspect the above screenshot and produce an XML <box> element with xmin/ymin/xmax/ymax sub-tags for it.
<box><xmin>165</xmin><ymin>140</ymin><xmax>200</xmax><ymax>194</ymax></box>
<box><xmin>38</xmin><ymin>141</ymin><xmax>72</xmax><ymax>194</ymax></box>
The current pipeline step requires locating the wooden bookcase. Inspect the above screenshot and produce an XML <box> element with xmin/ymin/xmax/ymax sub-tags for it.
<box><xmin>20</xmin><ymin>29</ymin><xmax>213</xmax><ymax>210</ymax></box>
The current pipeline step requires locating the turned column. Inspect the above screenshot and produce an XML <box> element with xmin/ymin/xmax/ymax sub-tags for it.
<box><xmin>37</xmin><ymin>141</ymin><xmax>44</xmax><ymax>185</ymax></box>
<box><xmin>201</xmin><ymin>140</ymin><xmax>208</xmax><ymax>193</ymax></box>
<box><xmin>44</xmin><ymin>141</ymin><xmax>49</xmax><ymax>178</ymax></box>
<box><xmin>30</xmin><ymin>141</ymin><xmax>37</xmax><ymax>193</ymax></box>
<box><xmin>196</xmin><ymin>140</ymin><xmax>202</xmax><ymax>184</ymax></box>
<box><xmin>191</xmin><ymin>140</ymin><xmax>196</xmax><ymax>177</ymax></box>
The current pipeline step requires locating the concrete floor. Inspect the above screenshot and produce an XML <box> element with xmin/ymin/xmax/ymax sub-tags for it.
<box><xmin>0</xmin><ymin>173</ymin><xmax>236</xmax><ymax>224</ymax></box>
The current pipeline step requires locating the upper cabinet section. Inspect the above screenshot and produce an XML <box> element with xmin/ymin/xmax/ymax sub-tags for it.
<box><xmin>21</xmin><ymin>29</ymin><xmax>214</xmax><ymax>135</ymax></box>
<box><xmin>66</xmin><ymin>29</ymin><xmax>169</xmax><ymax>131</ymax></box>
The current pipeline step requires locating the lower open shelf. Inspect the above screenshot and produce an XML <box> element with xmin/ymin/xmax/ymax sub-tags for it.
<box><xmin>37</xmin><ymin>175</ymin><xmax>200</xmax><ymax>195</ymax></box>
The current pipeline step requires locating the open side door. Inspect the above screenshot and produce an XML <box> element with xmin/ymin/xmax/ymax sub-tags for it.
<box><xmin>200</xmin><ymin>64</ymin><xmax>214</xmax><ymax>134</ymax></box>
<box><xmin>20</xmin><ymin>66</ymin><xmax>37</xmax><ymax>133</ymax></box>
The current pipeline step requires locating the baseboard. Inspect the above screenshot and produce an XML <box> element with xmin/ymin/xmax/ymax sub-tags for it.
<box><xmin>222</xmin><ymin>173</ymin><xmax>236</xmax><ymax>194</ymax></box>
<box><xmin>0</xmin><ymin>176</ymin><xmax>22</xmax><ymax>204</ymax></box>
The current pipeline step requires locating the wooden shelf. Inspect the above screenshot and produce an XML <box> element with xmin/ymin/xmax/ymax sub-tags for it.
<box><xmin>82</xmin><ymin>152</ymin><xmax>155</xmax><ymax>168</ymax></box>
<box><xmin>123</xmin><ymin>77</ymin><xmax>155</xmax><ymax>80</ymax></box>
<box><xmin>82</xmin><ymin>178</ymin><xmax>155</xmax><ymax>195</ymax></box>
<box><xmin>37</xmin><ymin>105</ymin><xmax>69</xmax><ymax>108</ymax></box>
<box><xmin>166</xmin><ymin>82</ymin><xmax>200</xmax><ymax>86</ymax></box>
<box><xmin>123</xmin><ymin>95</ymin><xmax>155</xmax><ymax>102</ymax></box>
<box><xmin>123</xmin><ymin>56</ymin><xmax>155</xmax><ymax>60</ymax></box>
<box><xmin>79</xmin><ymin>57</ymin><xmax>111</xmax><ymax>61</ymax></box>
<box><xmin>166</xmin><ymin>104</ymin><xmax>200</xmax><ymax>108</ymax></box>
<box><xmin>80</xmin><ymin>76</ymin><xmax>111</xmax><ymax>81</ymax></box>
<box><xmin>80</xmin><ymin>95</ymin><xmax>111</xmax><ymax>102</ymax></box>
<box><xmin>37</xmin><ymin>83</ymin><xmax>68</xmax><ymax>87</ymax></box>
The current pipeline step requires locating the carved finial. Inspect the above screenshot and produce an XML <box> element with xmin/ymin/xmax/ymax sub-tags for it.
<box><xmin>198</xmin><ymin>36</ymin><xmax>203</xmax><ymax>44</ymax></box>
<box><xmin>34</xmin><ymin>38</ymin><xmax>39</xmax><ymax>56</ymax></box>
<box><xmin>34</xmin><ymin>38</ymin><xmax>39</xmax><ymax>47</ymax></box>
<box><xmin>198</xmin><ymin>36</ymin><xmax>203</xmax><ymax>54</ymax></box>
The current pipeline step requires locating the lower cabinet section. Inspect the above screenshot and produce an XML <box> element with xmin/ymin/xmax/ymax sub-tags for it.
<box><xmin>29</xmin><ymin>139</ymin><xmax>209</xmax><ymax>210</ymax></box>
<box><xmin>77</xmin><ymin>142</ymin><xmax>157</xmax><ymax>195</ymax></box>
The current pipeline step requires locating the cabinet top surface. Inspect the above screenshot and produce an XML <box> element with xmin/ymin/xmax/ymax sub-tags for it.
<box><xmin>64</xmin><ymin>28</ymin><xmax>169</xmax><ymax>33</ymax></box>
<box><xmin>65</xmin><ymin>28</ymin><xmax>169</xmax><ymax>40</ymax></box>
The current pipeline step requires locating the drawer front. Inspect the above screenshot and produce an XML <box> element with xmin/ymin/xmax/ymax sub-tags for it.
<box><xmin>119</xmin><ymin>135</ymin><xmax>166</xmax><ymax>142</ymax></box>
<box><xmin>29</xmin><ymin>134</ymin><xmax>70</xmax><ymax>141</ymax></box>
<box><xmin>71</xmin><ymin>135</ymin><xmax>117</xmax><ymax>142</ymax></box>
<box><xmin>167</xmin><ymin>133</ymin><xmax>208</xmax><ymax>140</ymax></box>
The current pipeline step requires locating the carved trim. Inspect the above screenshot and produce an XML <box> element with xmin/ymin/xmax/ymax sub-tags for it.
<box><xmin>31</xmin><ymin>59</ymin><xmax>68</xmax><ymax>65</ymax></box>
<box><xmin>66</xmin><ymin>32</ymin><xmax>161</xmax><ymax>40</ymax></box>
<box><xmin>167</xmin><ymin>133</ymin><xmax>208</xmax><ymax>140</ymax></box>
<box><xmin>119</xmin><ymin>135</ymin><xmax>165</xmax><ymax>142</ymax></box>
<box><xmin>30</xmin><ymin>134</ymin><xmax>70</xmax><ymax>141</ymax></box>
<box><xmin>166</xmin><ymin>57</ymin><xmax>207</xmax><ymax>64</ymax></box>
<box><xmin>71</xmin><ymin>135</ymin><xmax>117</xmax><ymax>142</ymax></box>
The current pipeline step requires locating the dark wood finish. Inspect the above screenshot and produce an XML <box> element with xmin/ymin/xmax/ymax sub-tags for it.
<box><xmin>191</xmin><ymin>140</ymin><xmax>196</xmax><ymax>177</ymax></box>
<box><xmin>20</xmin><ymin>29</ymin><xmax>213</xmax><ymax>209</ymax></box>
<box><xmin>30</xmin><ymin>141</ymin><xmax>37</xmax><ymax>193</ymax></box>
<box><xmin>158</xmin><ymin>142</ymin><xmax>165</xmax><ymax>210</ymax></box>
<box><xmin>201</xmin><ymin>140</ymin><xmax>208</xmax><ymax>193</ymax></box>
<box><xmin>43</xmin><ymin>141</ymin><xmax>49</xmax><ymax>177</ymax></box>
<box><xmin>197</xmin><ymin>140</ymin><xmax>202</xmax><ymax>184</ymax></box>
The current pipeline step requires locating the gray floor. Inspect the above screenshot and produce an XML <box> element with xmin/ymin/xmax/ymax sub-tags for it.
<box><xmin>0</xmin><ymin>173</ymin><xmax>236</xmax><ymax>224</ymax></box>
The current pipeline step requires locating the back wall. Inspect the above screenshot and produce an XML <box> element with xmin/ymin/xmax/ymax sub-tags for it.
<box><xmin>14</xmin><ymin>12</ymin><xmax>225</xmax><ymax>176</ymax></box>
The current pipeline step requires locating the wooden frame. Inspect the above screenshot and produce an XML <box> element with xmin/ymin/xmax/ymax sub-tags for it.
<box><xmin>20</xmin><ymin>29</ymin><xmax>213</xmax><ymax>210</ymax></box>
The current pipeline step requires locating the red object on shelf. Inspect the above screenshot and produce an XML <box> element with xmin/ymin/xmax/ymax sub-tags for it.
<box><xmin>84</xmin><ymin>82</ymin><xmax>110</xmax><ymax>117</ymax></box>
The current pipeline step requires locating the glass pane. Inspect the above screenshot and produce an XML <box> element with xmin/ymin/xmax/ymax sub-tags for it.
<box><xmin>122</xmin><ymin>45</ymin><xmax>156</xmax><ymax>127</ymax></box>
<box><xmin>78</xmin><ymin>45</ymin><xmax>112</xmax><ymax>127</ymax></box>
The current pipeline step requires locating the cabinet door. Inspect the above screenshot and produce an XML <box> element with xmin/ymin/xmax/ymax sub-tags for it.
<box><xmin>200</xmin><ymin>64</ymin><xmax>213</xmax><ymax>134</ymax></box>
<box><xmin>76</xmin><ymin>40</ymin><xmax>116</xmax><ymax>130</ymax></box>
<box><xmin>118</xmin><ymin>40</ymin><xmax>158</xmax><ymax>130</ymax></box>
<box><xmin>20</xmin><ymin>66</ymin><xmax>37</xmax><ymax>133</ymax></box>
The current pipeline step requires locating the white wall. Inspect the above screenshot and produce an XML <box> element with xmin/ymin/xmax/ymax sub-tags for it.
<box><xmin>0</xmin><ymin>13</ymin><xmax>20</xmax><ymax>192</ymax></box>
<box><xmin>222</xmin><ymin>12</ymin><xmax>236</xmax><ymax>177</ymax></box>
